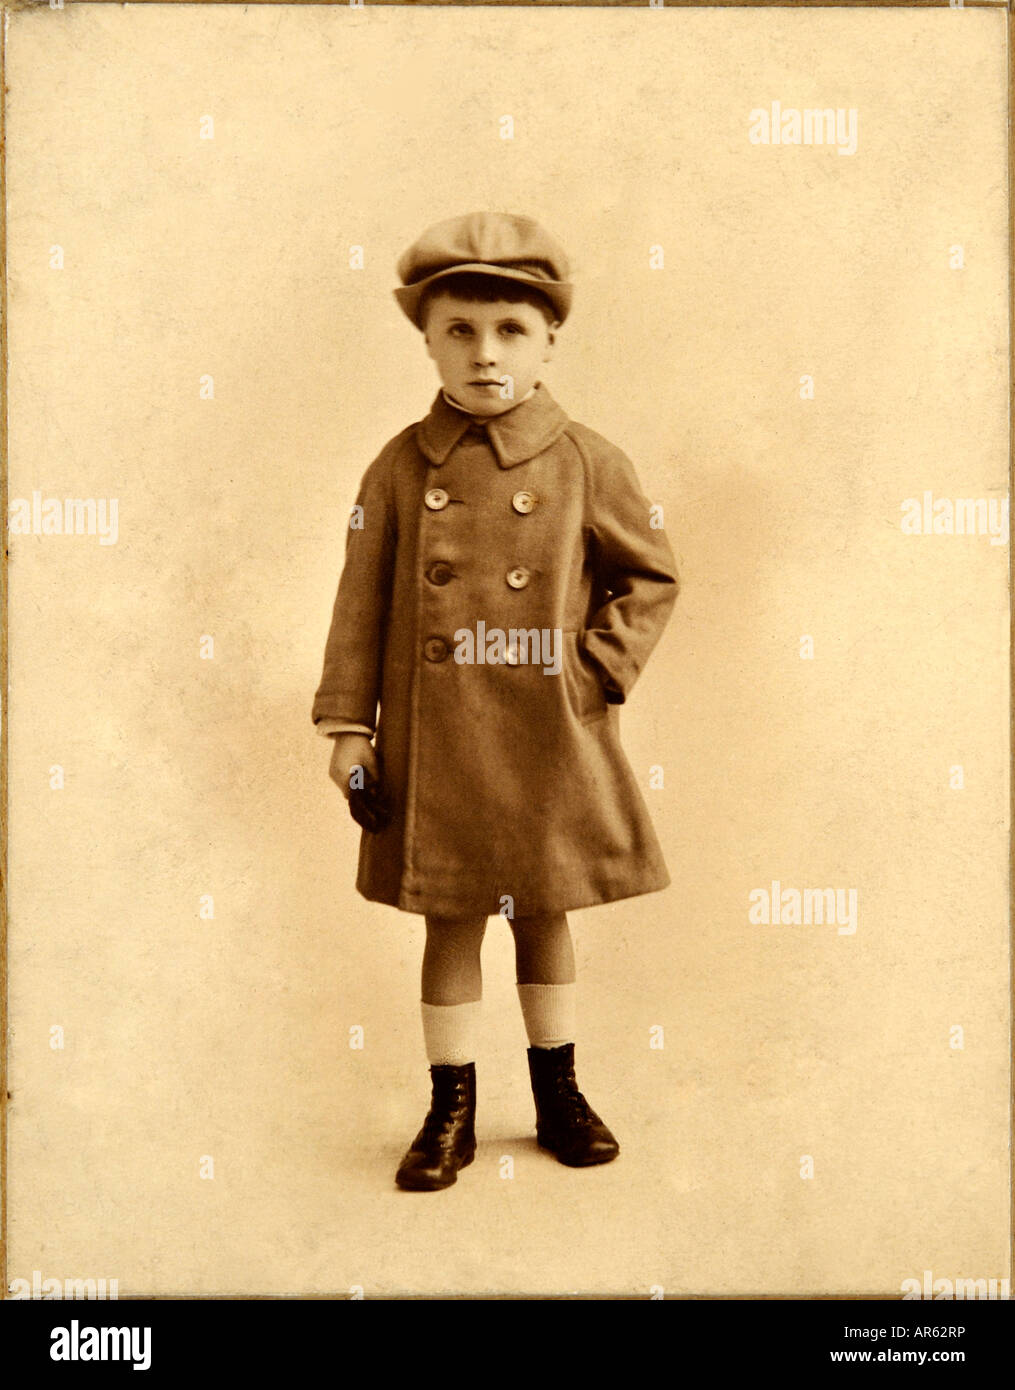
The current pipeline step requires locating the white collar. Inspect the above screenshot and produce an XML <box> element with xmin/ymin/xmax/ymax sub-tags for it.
<box><xmin>441</xmin><ymin>384</ymin><xmax>538</xmax><ymax>416</ymax></box>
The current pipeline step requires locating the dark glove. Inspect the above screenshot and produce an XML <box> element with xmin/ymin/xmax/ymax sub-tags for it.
<box><xmin>348</xmin><ymin>759</ymin><xmax>393</xmax><ymax>834</ymax></box>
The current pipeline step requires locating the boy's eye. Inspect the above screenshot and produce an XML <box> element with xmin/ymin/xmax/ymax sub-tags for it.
<box><xmin>449</xmin><ymin>324</ymin><xmax>472</xmax><ymax>336</ymax></box>
<box><xmin>500</xmin><ymin>323</ymin><xmax>525</xmax><ymax>335</ymax></box>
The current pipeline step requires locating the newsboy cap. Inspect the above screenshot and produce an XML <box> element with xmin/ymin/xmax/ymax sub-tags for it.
<box><xmin>394</xmin><ymin>211</ymin><xmax>573</xmax><ymax>328</ymax></box>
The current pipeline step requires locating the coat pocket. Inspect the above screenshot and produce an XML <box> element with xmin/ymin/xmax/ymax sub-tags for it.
<box><xmin>563</xmin><ymin>631</ymin><xmax>608</xmax><ymax>725</ymax></box>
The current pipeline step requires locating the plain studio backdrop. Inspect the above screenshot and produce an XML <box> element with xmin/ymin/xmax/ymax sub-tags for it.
<box><xmin>4</xmin><ymin>3</ymin><xmax>1009</xmax><ymax>1297</ymax></box>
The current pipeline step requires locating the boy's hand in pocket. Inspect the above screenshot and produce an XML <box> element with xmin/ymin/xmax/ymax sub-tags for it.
<box><xmin>328</xmin><ymin>733</ymin><xmax>379</xmax><ymax>801</ymax></box>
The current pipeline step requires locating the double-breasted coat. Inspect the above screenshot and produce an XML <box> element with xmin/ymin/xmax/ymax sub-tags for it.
<box><xmin>312</xmin><ymin>383</ymin><xmax>679</xmax><ymax>919</ymax></box>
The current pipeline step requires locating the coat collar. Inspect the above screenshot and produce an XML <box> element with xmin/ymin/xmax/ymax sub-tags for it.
<box><xmin>416</xmin><ymin>381</ymin><xmax>570</xmax><ymax>469</ymax></box>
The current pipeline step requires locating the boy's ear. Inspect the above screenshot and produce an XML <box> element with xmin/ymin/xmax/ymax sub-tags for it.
<box><xmin>543</xmin><ymin>321</ymin><xmax>560</xmax><ymax>359</ymax></box>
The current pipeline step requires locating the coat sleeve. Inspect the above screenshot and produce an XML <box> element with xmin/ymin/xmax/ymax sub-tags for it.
<box><xmin>575</xmin><ymin>429</ymin><xmax>679</xmax><ymax>704</ymax></box>
<box><xmin>311</xmin><ymin>445</ymin><xmax>398</xmax><ymax>730</ymax></box>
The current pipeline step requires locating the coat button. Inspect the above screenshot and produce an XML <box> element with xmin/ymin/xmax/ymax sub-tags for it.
<box><xmin>512</xmin><ymin>490</ymin><xmax>537</xmax><ymax>514</ymax></box>
<box><xmin>424</xmin><ymin>488</ymin><xmax>450</xmax><ymax>511</ymax></box>
<box><xmin>506</xmin><ymin>566</ymin><xmax>531</xmax><ymax>590</ymax></box>
<box><xmin>426</xmin><ymin>561</ymin><xmax>454</xmax><ymax>586</ymax></box>
<box><xmin>423</xmin><ymin>636</ymin><xmax>450</xmax><ymax>662</ymax></box>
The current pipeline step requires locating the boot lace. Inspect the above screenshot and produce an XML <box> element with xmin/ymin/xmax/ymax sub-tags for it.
<box><xmin>549</xmin><ymin>1072</ymin><xmax>598</xmax><ymax>1127</ymax></box>
<box><xmin>420</xmin><ymin>1081</ymin><xmax>469</xmax><ymax>1142</ymax></box>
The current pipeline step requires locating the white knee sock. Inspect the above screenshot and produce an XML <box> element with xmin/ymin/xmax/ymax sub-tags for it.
<box><xmin>420</xmin><ymin>1000</ymin><xmax>480</xmax><ymax>1065</ymax></box>
<box><xmin>516</xmin><ymin>982</ymin><xmax>576</xmax><ymax>1049</ymax></box>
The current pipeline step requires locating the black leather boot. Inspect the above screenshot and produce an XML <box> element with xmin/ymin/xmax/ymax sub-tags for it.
<box><xmin>527</xmin><ymin>1043</ymin><xmax>619</xmax><ymax>1166</ymax></box>
<box><xmin>395</xmin><ymin>1062</ymin><xmax>476</xmax><ymax>1191</ymax></box>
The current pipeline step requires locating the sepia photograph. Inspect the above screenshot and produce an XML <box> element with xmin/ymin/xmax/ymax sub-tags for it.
<box><xmin>1</xmin><ymin>0</ymin><xmax>1011</xmax><ymax>1329</ymax></box>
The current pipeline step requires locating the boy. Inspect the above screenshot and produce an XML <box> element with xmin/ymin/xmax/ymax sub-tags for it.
<box><xmin>313</xmin><ymin>211</ymin><xmax>678</xmax><ymax>1190</ymax></box>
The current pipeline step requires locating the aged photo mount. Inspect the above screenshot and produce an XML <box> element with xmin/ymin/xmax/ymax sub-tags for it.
<box><xmin>1</xmin><ymin>0</ymin><xmax>1011</xmax><ymax>1306</ymax></box>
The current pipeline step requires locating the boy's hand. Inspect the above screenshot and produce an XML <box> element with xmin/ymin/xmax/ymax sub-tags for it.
<box><xmin>328</xmin><ymin>733</ymin><xmax>379</xmax><ymax>801</ymax></box>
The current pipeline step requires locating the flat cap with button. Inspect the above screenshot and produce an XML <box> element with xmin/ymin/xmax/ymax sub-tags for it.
<box><xmin>394</xmin><ymin>211</ymin><xmax>573</xmax><ymax>330</ymax></box>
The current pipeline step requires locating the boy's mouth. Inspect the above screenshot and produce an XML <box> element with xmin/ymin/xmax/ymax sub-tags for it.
<box><xmin>468</xmin><ymin>379</ymin><xmax>500</xmax><ymax>386</ymax></box>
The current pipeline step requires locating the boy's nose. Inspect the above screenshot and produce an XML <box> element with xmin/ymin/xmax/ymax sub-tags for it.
<box><xmin>472</xmin><ymin>335</ymin><xmax>499</xmax><ymax>365</ymax></box>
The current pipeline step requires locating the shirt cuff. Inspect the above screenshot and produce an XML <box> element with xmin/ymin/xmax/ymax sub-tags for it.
<box><xmin>316</xmin><ymin>719</ymin><xmax>376</xmax><ymax>738</ymax></box>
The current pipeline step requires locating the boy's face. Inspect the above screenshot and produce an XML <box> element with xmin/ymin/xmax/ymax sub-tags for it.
<box><xmin>422</xmin><ymin>293</ymin><xmax>558</xmax><ymax>417</ymax></box>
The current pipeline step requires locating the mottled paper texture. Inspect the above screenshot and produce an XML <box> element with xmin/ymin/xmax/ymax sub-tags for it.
<box><xmin>4</xmin><ymin>2</ymin><xmax>1010</xmax><ymax>1297</ymax></box>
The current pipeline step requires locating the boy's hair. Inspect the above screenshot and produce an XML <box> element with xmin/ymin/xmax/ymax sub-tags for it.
<box><xmin>418</xmin><ymin>271</ymin><xmax>558</xmax><ymax>329</ymax></box>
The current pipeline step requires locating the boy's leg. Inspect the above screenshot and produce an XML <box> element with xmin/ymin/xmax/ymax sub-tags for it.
<box><xmin>395</xmin><ymin>914</ymin><xmax>486</xmax><ymax>1192</ymax></box>
<box><xmin>510</xmin><ymin>912</ymin><xmax>575</xmax><ymax>984</ymax></box>
<box><xmin>420</xmin><ymin>914</ymin><xmax>486</xmax><ymax>1061</ymax></box>
<box><xmin>422</xmin><ymin>915</ymin><xmax>487</xmax><ymax>1002</ymax></box>
<box><xmin>510</xmin><ymin>912</ymin><xmax>576</xmax><ymax>1048</ymax></box>
<box><xmin>509</xmin><ymin>912</ymin><xmax>619</xmax><ymax>1167</ymax></box>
